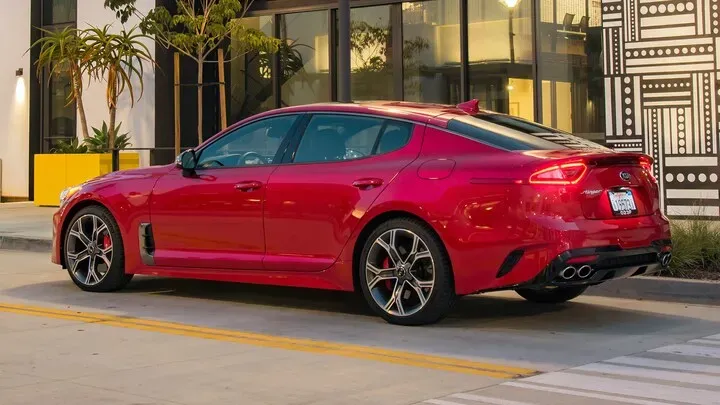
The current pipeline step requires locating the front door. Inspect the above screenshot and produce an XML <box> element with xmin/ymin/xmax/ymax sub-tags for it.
<box><xmin>263</xmin><ymin>113</ymin><xmax>421</xmax><ymax>272</ymax></box>
<box><xmin>150</xmin><ymin>114</ymin><xmax>301</xmax><ymax>270</ymax></box>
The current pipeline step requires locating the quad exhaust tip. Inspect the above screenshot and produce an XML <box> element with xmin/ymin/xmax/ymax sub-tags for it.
<box><xmin>560</xmin><ymin>266</ymin><xmax>577</xmax><ymax>280</ymax></box>
<box><xmin>577</xmin><ymin>265</ymin><xmax>593</xmax><ymax>279</ymax></box>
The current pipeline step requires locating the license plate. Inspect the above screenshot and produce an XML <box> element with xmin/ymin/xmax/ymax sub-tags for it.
<box><xmin>608</xmin><ymin>189</ymin><xmax>638</xmax><ymax>216</ymax></box>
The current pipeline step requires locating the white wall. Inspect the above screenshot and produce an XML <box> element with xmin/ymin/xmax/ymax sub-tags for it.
<box><xmin>0</xmin><ymin>3</ymin><xmax>30</xmax><ymax>198</ymax></box>
<box><xmin>77</xmin><ymin>0</ymin><xmax>156</xmax><ymax>166</ymax></box>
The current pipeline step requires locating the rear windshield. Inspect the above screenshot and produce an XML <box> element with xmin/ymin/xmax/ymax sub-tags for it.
<box><xmin>447</xmin><ymin>113</ymin><xmax>608</xmax><ymax>151</ymax></box>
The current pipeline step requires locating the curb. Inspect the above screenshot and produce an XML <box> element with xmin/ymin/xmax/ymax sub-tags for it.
<box><xmin>586</xmin><ymin>275</ymin><xmax>720</xmax><ymax>305</ymax></box>
<box><xmin>0</xmin><ymin>236</ymin><xmax>53</xmax><ymax>254</ymax></box>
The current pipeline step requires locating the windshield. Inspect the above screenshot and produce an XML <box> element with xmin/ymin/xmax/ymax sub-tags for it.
<box><xmin>448</xmin><ymin>113</ymin><xmax>609</xmax><ymax>151</ymax></box>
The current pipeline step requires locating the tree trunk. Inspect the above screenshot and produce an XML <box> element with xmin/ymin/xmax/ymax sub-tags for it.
<box><xmin>108</xmin><ymin>69</ymin><xmax>118</xmax><ymax>152</ymax></box>
<box><xmin>108</xmin><ymin>104</ymin><xmax>117</xmax><ymax>152</ymax></box>
<box><xmin>218</xmin><ymin>48</ymin><xmax>227</xmax><ymax>130</ymax></box>
<box><xmin>72</xmin><ymin>67</ymin><xmax>90</xmax><ymax>140</ymax></box>
<box><xmin>197</xmin><ymin>56</ymin><xmax>204</xmax><ymax>146</ymax></box>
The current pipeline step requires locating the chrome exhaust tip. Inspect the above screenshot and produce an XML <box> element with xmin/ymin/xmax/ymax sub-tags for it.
<box><xmin>560</xmin><ymin>266</ymin><xmax>577</xmax><ymax>280</ymax></box>
<box><xmin>660</xmin><ymin>252</ymin><xmax>672</xmax><ymax>267</ymax></box>
<box><xmin>577</xmin><ymin>265</ymin><xmax>593</xmax><ymax>279</ymax></box>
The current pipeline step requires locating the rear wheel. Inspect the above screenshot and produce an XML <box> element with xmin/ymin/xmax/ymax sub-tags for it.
<box><xmin>358</xmin><ymin>218</ymin><xmax>455</xmax><ymax>325</ymax></box>
<box><xmin>515</xmin><ymin>286</ymin><xmax>587</xmax><ymax>304</ymax></box>
<box><xmin>64</xmin><ymin>206</ymin><xmax>133</xmax><ymax>292</ymax></box>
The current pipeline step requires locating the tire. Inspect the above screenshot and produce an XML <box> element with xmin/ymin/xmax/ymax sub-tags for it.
<box><xmin>63</xmin><ymin>205</ymin><xmax>133</xmax><ymax>292</ymax></box>
<box><xmin>358</xmin><ymin>218</ymin><xmax>456</xmax><ymax>326</ymax></box>
<box><xmin>515</xmin><ymin>285</ymin><xmax>587</xmax><ymax>304</ymax></box>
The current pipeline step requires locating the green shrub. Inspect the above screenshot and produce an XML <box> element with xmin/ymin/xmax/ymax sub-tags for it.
<box><xmin>666</xmin><ymin>218</ymin><xmax>720</xmax><ymax>278</ymax></box>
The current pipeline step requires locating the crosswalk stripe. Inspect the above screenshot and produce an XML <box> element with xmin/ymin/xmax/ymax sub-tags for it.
<box><xmin>504</xmin><ymin>382</ymin><xmax>673</xmax><ymax>405</ymax></box>
<box><xmin>418</xmin><ymin>334</ymin><xmax>720</xmax><ymax>405</ymax></box>
<box><xmin>604</xmin><ymin>356</ymin><xmax>720</xmax><ymax>374</ymax></box>
<box><xmin>450</xmin><ymin>393</ymin><xmax>535</xmax><ymax>405</ymax></box>
<box><xmin>690</xmin><ymin>339</ymin><xmax>720</xmax><ymax>346</ymax></box>
<box><xmin>425</xmin><ymin>399</ymin><xmax>466</xmax><ymax>405</ymax></box>
<box><xmin>524</xmin><ymin>371</ymin><xmax>720</xmax><ymax>404</ymax></box>
<box><xmin>650</xmin><ymin>344</ymin><xmax>720</xmax><ymax>359</ymax></box>
<box><xmin>575</xmin><ymin>362</ymin><xmax>720</xmax><ymax>386</ymax></box>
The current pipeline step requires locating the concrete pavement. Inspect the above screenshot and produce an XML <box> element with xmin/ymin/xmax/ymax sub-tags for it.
<box><xmin>0</xmin><ymin>202</ymin><xmax>53</xmax><ymax>251</ymax></box>
<box><xmin>1</xmin><ymin>249</ymin><xmax>720</xmax><ymax>404</ymax></box>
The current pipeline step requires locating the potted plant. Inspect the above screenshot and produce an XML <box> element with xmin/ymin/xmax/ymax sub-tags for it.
<box><xmin>31</xmin><ymin>25</ymin><xmax>150</xmax><ymax>207</ymax></box>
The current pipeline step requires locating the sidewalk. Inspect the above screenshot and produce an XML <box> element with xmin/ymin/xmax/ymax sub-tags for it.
<box><xmin>0</xmin><ymin>202</ymin><xmax>54</xmax><ymax>252</ymax></box>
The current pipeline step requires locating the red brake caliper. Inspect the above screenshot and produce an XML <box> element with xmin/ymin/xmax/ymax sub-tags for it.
<box><xmin>383</xmin><ymin>257</ymin><xmax>393</xmax><ymax>290</ymax></box>
<box><xmin>103</xmin><ymin>234</ymin><xmax>112</xmax><ymax>249</ymax></box>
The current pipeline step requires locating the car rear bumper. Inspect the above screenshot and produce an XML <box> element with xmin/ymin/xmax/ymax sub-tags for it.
<box><xmin>523</xmin><ymin>239</ymin><xmax>672</xmax><ymax>288</ymax></box>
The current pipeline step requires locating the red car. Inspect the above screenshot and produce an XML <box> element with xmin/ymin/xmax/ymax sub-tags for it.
<box><xmin>52</xmin><ymin>100</ymin><xmax>672</xmax><ymax>325</ymax></box>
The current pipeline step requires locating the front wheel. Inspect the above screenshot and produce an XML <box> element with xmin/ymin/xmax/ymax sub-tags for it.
<box><xmin>515</xmin><ymin>285</ymin><xmax>587</xmax><ymax>304</ymax></box>
<box><xmin>64</xmin><ymin>205</ymin><xmax>133</xmax><ymax>292</ymax></box>
<box><xmin>358</xmin><ymin>218</ymin><xmax>456</xmax><ymax>326</ymax></box>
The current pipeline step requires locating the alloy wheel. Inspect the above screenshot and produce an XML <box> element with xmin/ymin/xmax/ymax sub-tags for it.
<box><xmin>365</xmin><ymin>229</ymin><xmax>435</xmax><ymax>317</ymax></box>
<box><xmin>65</xmin><ymin>214</ymin><xmax>113</xmax><ymax>286</ymax></box>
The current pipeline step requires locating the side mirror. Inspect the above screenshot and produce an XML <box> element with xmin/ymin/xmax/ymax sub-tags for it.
<box><xmin>176</xmin><ymin>149</ymin><xmax>198</xmax><ymax>176</ymax></box>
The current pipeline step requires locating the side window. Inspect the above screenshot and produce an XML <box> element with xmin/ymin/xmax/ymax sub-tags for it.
<box><xmin>292</xmin><ymin>115</ymin><xmax>413</xmax><ymax>163</ymax></box>
<box><xmin>196</xmin><ymin>115</ymin><xmax>298</xmax><ymax>168</ymax></box>
<box><xmin>375</xmin><ymin>121</ymin><xmax>413</xmax><ymax>155</ymax></box>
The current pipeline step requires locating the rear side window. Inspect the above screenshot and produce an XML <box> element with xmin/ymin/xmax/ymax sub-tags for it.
<box><xmin>447</xmin><ymin>113</ymin><xmax>608</xmax><ymax>151</ymax></box>
<box><xmin>293</xmin><ymin>114</ymin><xmax>413</xmax><ymax>163</ymax></box>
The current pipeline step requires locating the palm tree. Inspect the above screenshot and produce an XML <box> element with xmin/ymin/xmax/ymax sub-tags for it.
<box><xmin>84</xmin><ymin>25</ymin><xmax>154</xmax><ymax>148</ymax></box>
<box><xmin>31</xmin><ymin>27</ymin><xmax>91</xmax><ymax>140</ymax></box>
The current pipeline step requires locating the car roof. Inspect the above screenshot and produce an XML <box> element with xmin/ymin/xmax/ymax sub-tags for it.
<box><xmin>258</xmin><ymin>101</ymin><xmax>487</xmax><ymax>125</ymax></box>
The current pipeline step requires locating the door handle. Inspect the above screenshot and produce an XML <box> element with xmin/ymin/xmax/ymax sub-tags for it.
<box><xmin>352</xmin><ymin>178</ymin><xmax>384</xmax><ymax>189</ymax></box>
<box><xmin>234</xmin><ymin>181</ymin><xmax>263</xmax><ymax>192</ymax></box>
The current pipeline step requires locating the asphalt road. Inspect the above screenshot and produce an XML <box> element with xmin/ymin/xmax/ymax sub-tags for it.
<box><xmin>1</xmin><ymin>249</ymin><xmax>720</xmax><ymax>405</ymax></box>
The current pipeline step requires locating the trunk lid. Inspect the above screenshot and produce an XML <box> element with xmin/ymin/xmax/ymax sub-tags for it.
<box><xmin>524</xmin><ymin>150</ymin><xmax>660</xmax><ymax>219</ymax></box>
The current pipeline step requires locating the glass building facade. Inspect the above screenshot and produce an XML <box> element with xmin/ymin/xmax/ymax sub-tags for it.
<box><xmin>227</xmin><ymin>0</ymin><xmax>605</xmax><ymax>143</ymax></box>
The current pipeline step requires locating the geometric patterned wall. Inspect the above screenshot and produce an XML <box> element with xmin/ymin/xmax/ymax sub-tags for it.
<box><xmin>603</xmin><ymin>0</ymin><xmax>720</xmax><ymax>216</ymax></box>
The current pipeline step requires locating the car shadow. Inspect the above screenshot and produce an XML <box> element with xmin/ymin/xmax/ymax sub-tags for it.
<box><xmin>4</xmin><ymin>275</ymin><xmax>716</xmax><ymax>336</ymax></box>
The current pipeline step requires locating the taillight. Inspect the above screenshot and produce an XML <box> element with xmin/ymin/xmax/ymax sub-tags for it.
<box><xmin>529</xmin><ymin>162</ymin><xmax>588</xmax><ymax>185</ymax></box>
<box><xmin>639</xmin><ymin>156</ymin><xmax>657</xmax><ymax>183</ymax></box>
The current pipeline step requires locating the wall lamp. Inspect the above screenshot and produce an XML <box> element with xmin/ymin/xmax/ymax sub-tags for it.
<box><xmin>15</xmin><ymin>68</ymin><xmax>23</xmax><ymax>77</ymax></box>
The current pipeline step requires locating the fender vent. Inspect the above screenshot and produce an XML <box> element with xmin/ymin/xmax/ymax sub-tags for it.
<box><xmin>496</xmin><ymin>249</ymin><xmax>524</xmax><ymax>278</ymax></box>
<box><xmin>138</xmin><ymin>223</ymin><xmax>155</xmax><ymax>266</ymax></box>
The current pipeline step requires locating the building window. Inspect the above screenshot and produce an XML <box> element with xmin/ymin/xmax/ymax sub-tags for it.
<box><xmin>279</xmin><ymin>11</ymin><xmax>331</xmax><ymax>107</ymax></box>
<box><xmin>537</xmin><ymin>0</ymin><xmax>604</xmax><ymax>142</ymax></box>
<box><xmin>229</xmin><ymin>16</ymin><xmax>275</xmax><ymax>122</ymax></box>
<box><xmin>42</xmin><ymin>0</ymin><xmax>76</xmax><ymax>25</ymax></box>
<box><xmin>349</xmin><ymin>5</ymin><xmax>395</xmax><ymax>101</ymax></box>
<box><xmin>40</xmin><ymin>0</ymin><xmax>77</xmax><ymax>152</ymax></box>
<box><xmin>467</xmin><ymin>0</ymin><xmax>534</xmax><ymax>121</ymax></box>
<box><xmin>402</xmin><ymin>0</ymin><xmax>461</xmax><ymax>104</ymax></box>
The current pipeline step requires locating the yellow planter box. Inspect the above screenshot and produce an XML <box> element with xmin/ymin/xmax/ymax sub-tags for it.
<box><xmin>34</xmin><ymin>153</ymin><xmax>140</xmax><ymax>207</ymax></box>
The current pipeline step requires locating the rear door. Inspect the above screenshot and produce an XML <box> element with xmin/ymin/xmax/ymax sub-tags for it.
<box><xmin>262</xmin><ymin>113</ymin><xmax>422</xmax><ymax>272</ymax></box>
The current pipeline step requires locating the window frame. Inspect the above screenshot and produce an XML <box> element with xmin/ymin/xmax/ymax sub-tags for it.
<box><xmin>282</xmin><ymin>112</ymin><xmax>416</xmax><ymax>165</ymax></box>
<box><xmin>193</xmin><ymin>113</ymin><xmax>307</xmax><ymax>170</ymax></box>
